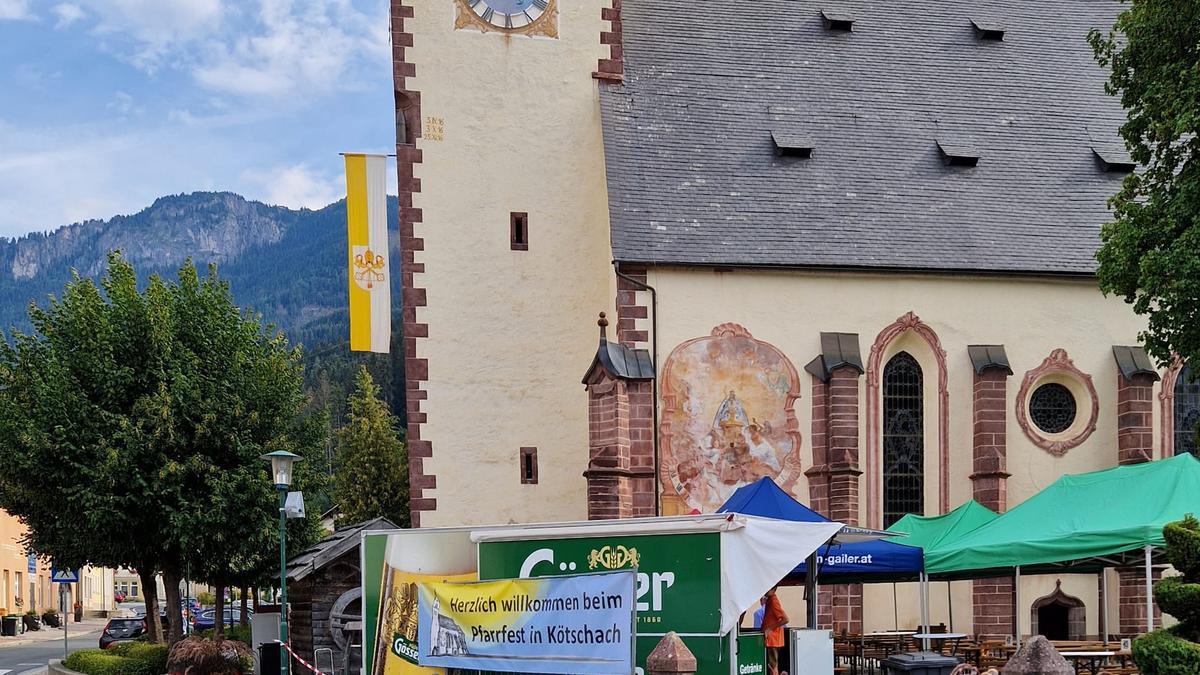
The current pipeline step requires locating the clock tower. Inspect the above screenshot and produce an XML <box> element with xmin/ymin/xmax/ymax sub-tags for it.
<box><xmin>454</xmin><ymin>0</ymin><xmax>559</xmax><ymax>37</ymax></box>
<box><xmin>391</xmin><ymin>0</ymin><xmax>618</xmax><ymax>527</ymax></box>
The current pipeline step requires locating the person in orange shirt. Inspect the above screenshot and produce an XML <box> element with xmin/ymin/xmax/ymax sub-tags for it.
<box><xmin>761</xmin><ymin>586</ymin><xmax>789</xmax><ymax>675</ymax></box>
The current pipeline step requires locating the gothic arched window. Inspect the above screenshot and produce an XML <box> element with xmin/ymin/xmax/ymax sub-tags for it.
<box><xmin>1176</xmin><ymin>364</ymin><xmax>1200</xmax><ymax>456</ymax></box>
<box><xmin>883</xmin><ymin>351</ymin><xmax>924</xmax><ymax>527</ymax></box>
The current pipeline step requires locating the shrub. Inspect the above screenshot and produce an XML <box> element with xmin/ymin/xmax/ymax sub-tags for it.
<box><xmin>167</xmin><ymin>636</ymin><xmax>253</xmax><ymax>675</ymax></box>
<box><xmin>66</xmin><ymin>643</ymin><xmax>171</xmax><ymax>675</ymax></box>
<box><xmin>1134</xmin><ymin>625</ymin><xmax>1200</xmax><ymax>675</ymax></box>
<box><xmin>196</xmin><ymin>592</ymin><xmax>216</xmax><ymax>607</ymax></box>
<box><xmin>110</xmin><ymin>642</ymin><xmax>170</xmax><ymax>675</ymax></box>
<box><xmin>196</xmin><ymin>625</ymin><xmax>252</xmax><ymax>645</ymax></box>
<box><xmin>64</xmin><ymin>650</ymin><xmax>134</xmax><ymax>675</ymax></box>
<box><xmin>1138</xmin><ymin>514</ymin><xmax>1200</xmax><ymax>673</ymax></box>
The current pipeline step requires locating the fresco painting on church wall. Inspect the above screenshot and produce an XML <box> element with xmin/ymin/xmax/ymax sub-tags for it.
<box><xmin>660</xmin><ymin>323</ymin><xmax>804</xmax><ymax>514</ymax></box>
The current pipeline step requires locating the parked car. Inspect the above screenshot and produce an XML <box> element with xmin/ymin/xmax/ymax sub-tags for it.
<box><xmin>191</xmin><ymin>608</ymin><xmax>252</xmax><ymax>631</ymax></box>
<box><xmin>99</xmin><ymin>617</ymin><xmax>146</xmax><ymax>649</ymax></box>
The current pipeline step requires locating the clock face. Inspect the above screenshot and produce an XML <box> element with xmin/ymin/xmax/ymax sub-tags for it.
<box><xmin>466</xmin><ymin>0</ymin><xmax>549</xmax><ymax>30</ymax></box>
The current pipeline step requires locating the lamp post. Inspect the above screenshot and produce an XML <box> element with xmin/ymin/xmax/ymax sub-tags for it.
<box><xmin>262</xmin><ymin>450</ymin><xmax>301</xmax><ymax>675</ymax></box>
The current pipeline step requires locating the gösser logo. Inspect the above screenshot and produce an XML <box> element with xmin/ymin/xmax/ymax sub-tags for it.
<box><xmin>518</xmin><ymin>547</ymin><xmax>676</xmax><ymax>613</ymax></box>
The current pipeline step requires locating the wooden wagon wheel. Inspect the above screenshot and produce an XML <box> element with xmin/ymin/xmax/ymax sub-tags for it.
<box><xmin>328</xmin><ymin>587</ymin><xmax>363</xmax><ymax>652</ymax></box>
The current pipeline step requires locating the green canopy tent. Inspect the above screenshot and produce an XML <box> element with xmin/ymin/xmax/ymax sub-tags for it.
<box><xmin>889</xmin><ymin>501</ymin><xmax>998</xmax><ymax>635</ymax></box>
<box><xmin>924</xmin><ymin>454</ymin><xmax>1200</xmax><ymax>642</ymax></box>
<box><xmin>890</xmin><ymin>500</ymin><xmax>998</xmax><ymax>549</ymax></box>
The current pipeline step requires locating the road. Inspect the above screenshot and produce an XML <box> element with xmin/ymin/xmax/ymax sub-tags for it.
<box><xmin>0</xmin><ymin>627</ymin><xmax>104</xmax><ymax>675</ymax></box>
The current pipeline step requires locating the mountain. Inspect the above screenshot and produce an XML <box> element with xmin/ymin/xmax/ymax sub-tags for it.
<box><xmin>0</xmin><ymin>191</ymin><xmax>405</xmax><ymax>425</ymax></box>
<box><xmin>0</xmin><ymin>191</ymin><xmax>400</xmax><ymax>347</ymax></box>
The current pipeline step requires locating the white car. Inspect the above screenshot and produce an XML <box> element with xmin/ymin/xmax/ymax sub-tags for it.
<box><xmin>115</xmin><ymin>602</ymin><xmax>146</xmax><ymax>618</ymax></box>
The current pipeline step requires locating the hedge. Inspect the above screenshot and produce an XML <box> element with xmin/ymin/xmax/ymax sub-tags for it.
<box><xmin>196</xmin><ymin>625</ymin><xmax>251</xmax><ymax>645</ymax></box>
<box><xmin>65</xmin><ymin>643</ymin><xmax>169</xmax><ymax>675</ymax></box>
<box><xmin>63</xmin><ymin>650</ymin><xmax>133</xmax><ymax>675</ymax></box>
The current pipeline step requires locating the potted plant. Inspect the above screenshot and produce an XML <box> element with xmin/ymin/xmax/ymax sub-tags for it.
<box><xmin>42</xmin><ymin>607</ymin><xmax>61</xmax><ymax>628</ymax></box>
<box><xmin>23</xmin><ymin>609</ymin><xmax>40</xmax><ymax>631</ymax></box>
<box><xmin>167</xmin><ymin>636</ymin><xmax>253</xmax><ymax>675</ymax></box>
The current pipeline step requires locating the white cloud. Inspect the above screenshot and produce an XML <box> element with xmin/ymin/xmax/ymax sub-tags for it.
<box><xmin>52</xmin><ymin>3</ymin><xmax>85</xmax><ymax>28</ymax></box>
<box><xmin>0</xmin><ymin>116</ymin><xmax>262</xmax><ymax>236</ymax></box>
<box><xmin>242</xmin><ymin>163</ymin><xmax>339</xmax><ymax>210</ymax></box>
<box><xmin>194</xmin><ymin>0</ymin><xmax>388</xmax><ymax>97</ymax></box>
<box><xmin>67</xmin><ymin>0</ymin><xmax>386</xmax><ymax>97</ymax></box>
<box><xmin>0</xmin><ymin>0</ymin><xmax>33</xmax><ymax>20</ymax></box>
<box><xmin>106</xmin><ymin>91</ymin><xmax>140</xmax><ymax>116</ymax></box>
<box><xmin>73</xmin><ymin>0</ymin><xmax>226</xmax><ymax>70</ymax></box>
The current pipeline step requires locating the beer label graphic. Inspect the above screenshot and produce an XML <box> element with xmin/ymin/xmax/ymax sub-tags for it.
<box><xmin>375</xmin><ymin>569</ymin><xmax>477</xmax><ymax>675</ymax></box>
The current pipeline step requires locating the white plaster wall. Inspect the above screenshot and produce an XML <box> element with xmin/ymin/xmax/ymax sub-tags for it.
<box><xmin>407</xmin><ymin>1</ymin><xmax>614</xmax><ymax>526</ymax></box>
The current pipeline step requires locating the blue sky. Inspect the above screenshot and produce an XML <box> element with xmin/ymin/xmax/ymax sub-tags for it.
<box><xmin>0</xmin><ymin>0</ymin><xmax>394</xmax><ymax>238</ymax></box>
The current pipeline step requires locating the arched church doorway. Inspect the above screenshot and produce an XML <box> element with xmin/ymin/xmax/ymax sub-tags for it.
<box><xmin>1030</xmin><ymin>580</ymin><xmax>1086</xmax><ymax>640</ymax></box>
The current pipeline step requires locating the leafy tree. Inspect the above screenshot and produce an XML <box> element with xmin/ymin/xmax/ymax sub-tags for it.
<box><xmin>331</xmin><ymin>367</ymin><xmax>410</xmax><ymax>527</ymax></box>
<box><xmin>0</xmin><ymin>253</ymin><xmax>323</xmax><ymax>643</ymax></box>
<box><xmin>1089</xmin><ymin>2</ymin><xmax>1200</xmax><ymax>371</ymax></box>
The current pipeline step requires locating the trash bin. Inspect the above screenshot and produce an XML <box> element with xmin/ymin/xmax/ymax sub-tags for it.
<box><xmin>882</xmin><ymin>651</ymin><xmax>961</xmax><ymax>675</ymax></box>
<box><xmin>1</xmin><ymin>616</ymin><xmax>18</xmax><ymax>637</ymax></box>
<box><xmin>259</xmin><ymin>642</ymin><xmax>281</xmax><ymax>675</ymax></box>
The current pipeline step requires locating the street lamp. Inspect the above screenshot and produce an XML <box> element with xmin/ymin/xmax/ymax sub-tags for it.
<box><xmin>262</xmin><ymin>450</ymin><xmax>301</xmax><ymax>675</ymax></box>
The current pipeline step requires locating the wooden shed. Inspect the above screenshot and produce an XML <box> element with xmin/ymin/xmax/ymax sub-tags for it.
<box><xmin>282</xmin><ymin>518</ymin><xmax>396</xmax><ymax>675</ymax></box>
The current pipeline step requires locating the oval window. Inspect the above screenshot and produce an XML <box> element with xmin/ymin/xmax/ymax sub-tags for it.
<box><xmin>1029</xmin><ymin>383</ymin><xmax>1077</xmax><ymax>434</ymax></box>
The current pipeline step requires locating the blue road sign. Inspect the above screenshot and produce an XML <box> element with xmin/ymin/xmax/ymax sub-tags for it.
<box><xmin>50</xmin><ymin>566</ymin><xmax>78</xmax><ymax>583</ymax></box>
<box><xmin>27</xmin><ymin>554</ymin><xmax>36</xmax><ymax>574</ymax></box>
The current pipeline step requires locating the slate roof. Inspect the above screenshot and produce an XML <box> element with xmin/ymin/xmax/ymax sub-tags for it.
<box><xmin>600</xmin><ymin>0</ymin><xmax>1129</xmax><ymax>275</ymax></box>
<box><xmin>281</xmin><ymin>517</ymin><xmax>396</xmax><ymax>582</ymax></box>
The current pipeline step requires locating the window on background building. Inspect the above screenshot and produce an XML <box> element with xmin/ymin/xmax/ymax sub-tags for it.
<box><xmin>883</xmin><ymin>351</ymin><xmax>924</xmax><ymax>528</ymax></box>
<box><xmin>131</xmin><ymin>582</ymin><xmax>139</xmax><ymax>598</ymax></box>
<box><xmin>1176</xmin><ymin>364</ymin><xmax>1200</xmax><ymax>456</ymax></box>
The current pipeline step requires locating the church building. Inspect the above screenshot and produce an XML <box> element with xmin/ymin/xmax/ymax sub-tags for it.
<box><xmin>389</xmin><ymin>0</ymin><xmax>1200</xmax><ymax>640</ymax></box>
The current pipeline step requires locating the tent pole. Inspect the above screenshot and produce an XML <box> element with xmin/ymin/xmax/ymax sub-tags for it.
<box><xmin>1145</xmin><ymin>544</ymin><xmax>1154</xmax><ymax>634</ymax></box>
<box><xmin>1101</xmin><ymin>569</ymin><xmax>1109</xmax><ymax>644</ymax></box>
<box><xmin>920</xmin><ymin>572</ymin><xmax>930</xmax><ymax>651</ymax></box>
<box><xmin>893</xmin><ymin>583</ymin><xmax>899</xmax><ymax>631</ymax></box>
<box><xmin>947</xmin><ymin>580</ymin><xmax>954</xmax><ymax>632</ymax></box>
<box><xmin>806</xmin><ymin>550</ymin><xmax>818</xmax><ymax>629</ymax></box>
<box><xmin>1014</xmin><ymin>566</ymin><xmax>1021</xmax><ymax>649</ymax></box>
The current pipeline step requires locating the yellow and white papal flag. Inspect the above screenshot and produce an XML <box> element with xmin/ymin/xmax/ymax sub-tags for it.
<box><xmin>345</xmin><ymin>153</ymin><xmax>391</xmax><ymax>353</ymax></box>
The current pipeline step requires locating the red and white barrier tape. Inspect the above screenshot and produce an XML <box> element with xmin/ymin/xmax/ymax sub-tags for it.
<box><xmin>276</xmin><ymin>640</ymin><xmax>328</xmax><ymax>675</ymax></box>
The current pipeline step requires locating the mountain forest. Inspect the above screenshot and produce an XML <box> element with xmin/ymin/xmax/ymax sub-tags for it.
<box><xmin>0</xmin><ymin>192</ymin><xmax>406</xmax><ymax>505</ymax></box>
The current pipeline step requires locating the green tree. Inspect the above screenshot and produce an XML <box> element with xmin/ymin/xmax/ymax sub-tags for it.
<box><xmin>1089</xmin><ymin>2</ymin><xmax>1200</xmax><ymax>372</ymax></box>
<box><xmin>0</xmin><ymin>253</ymin><xmax>323</xmax><ymax>643</ymax></box>
<box><xmin>332</xmin><ymin>367</ymin><xmax>410</xmax><ymax>527</ymax></box>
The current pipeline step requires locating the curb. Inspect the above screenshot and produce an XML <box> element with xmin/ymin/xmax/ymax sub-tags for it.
<box><xmin>0</xmin><ymin>625</ymin><xmax>105</xmax><ymax>649</ymax></box>
<box><xmin>48</xmin><ymin>659</ymin><xmax>84</xmax><ymax>675</ymax></box>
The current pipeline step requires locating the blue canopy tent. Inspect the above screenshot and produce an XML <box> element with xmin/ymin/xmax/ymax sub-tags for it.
<box><xmin>718</xmin><ymin>477</ymin><xmax>923</xmax><ymax>630</ymax></box>
<box><xmin>718</xmin><ymin>477</ymin><xmax>924</xmax><ymax>583</ymax></box>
